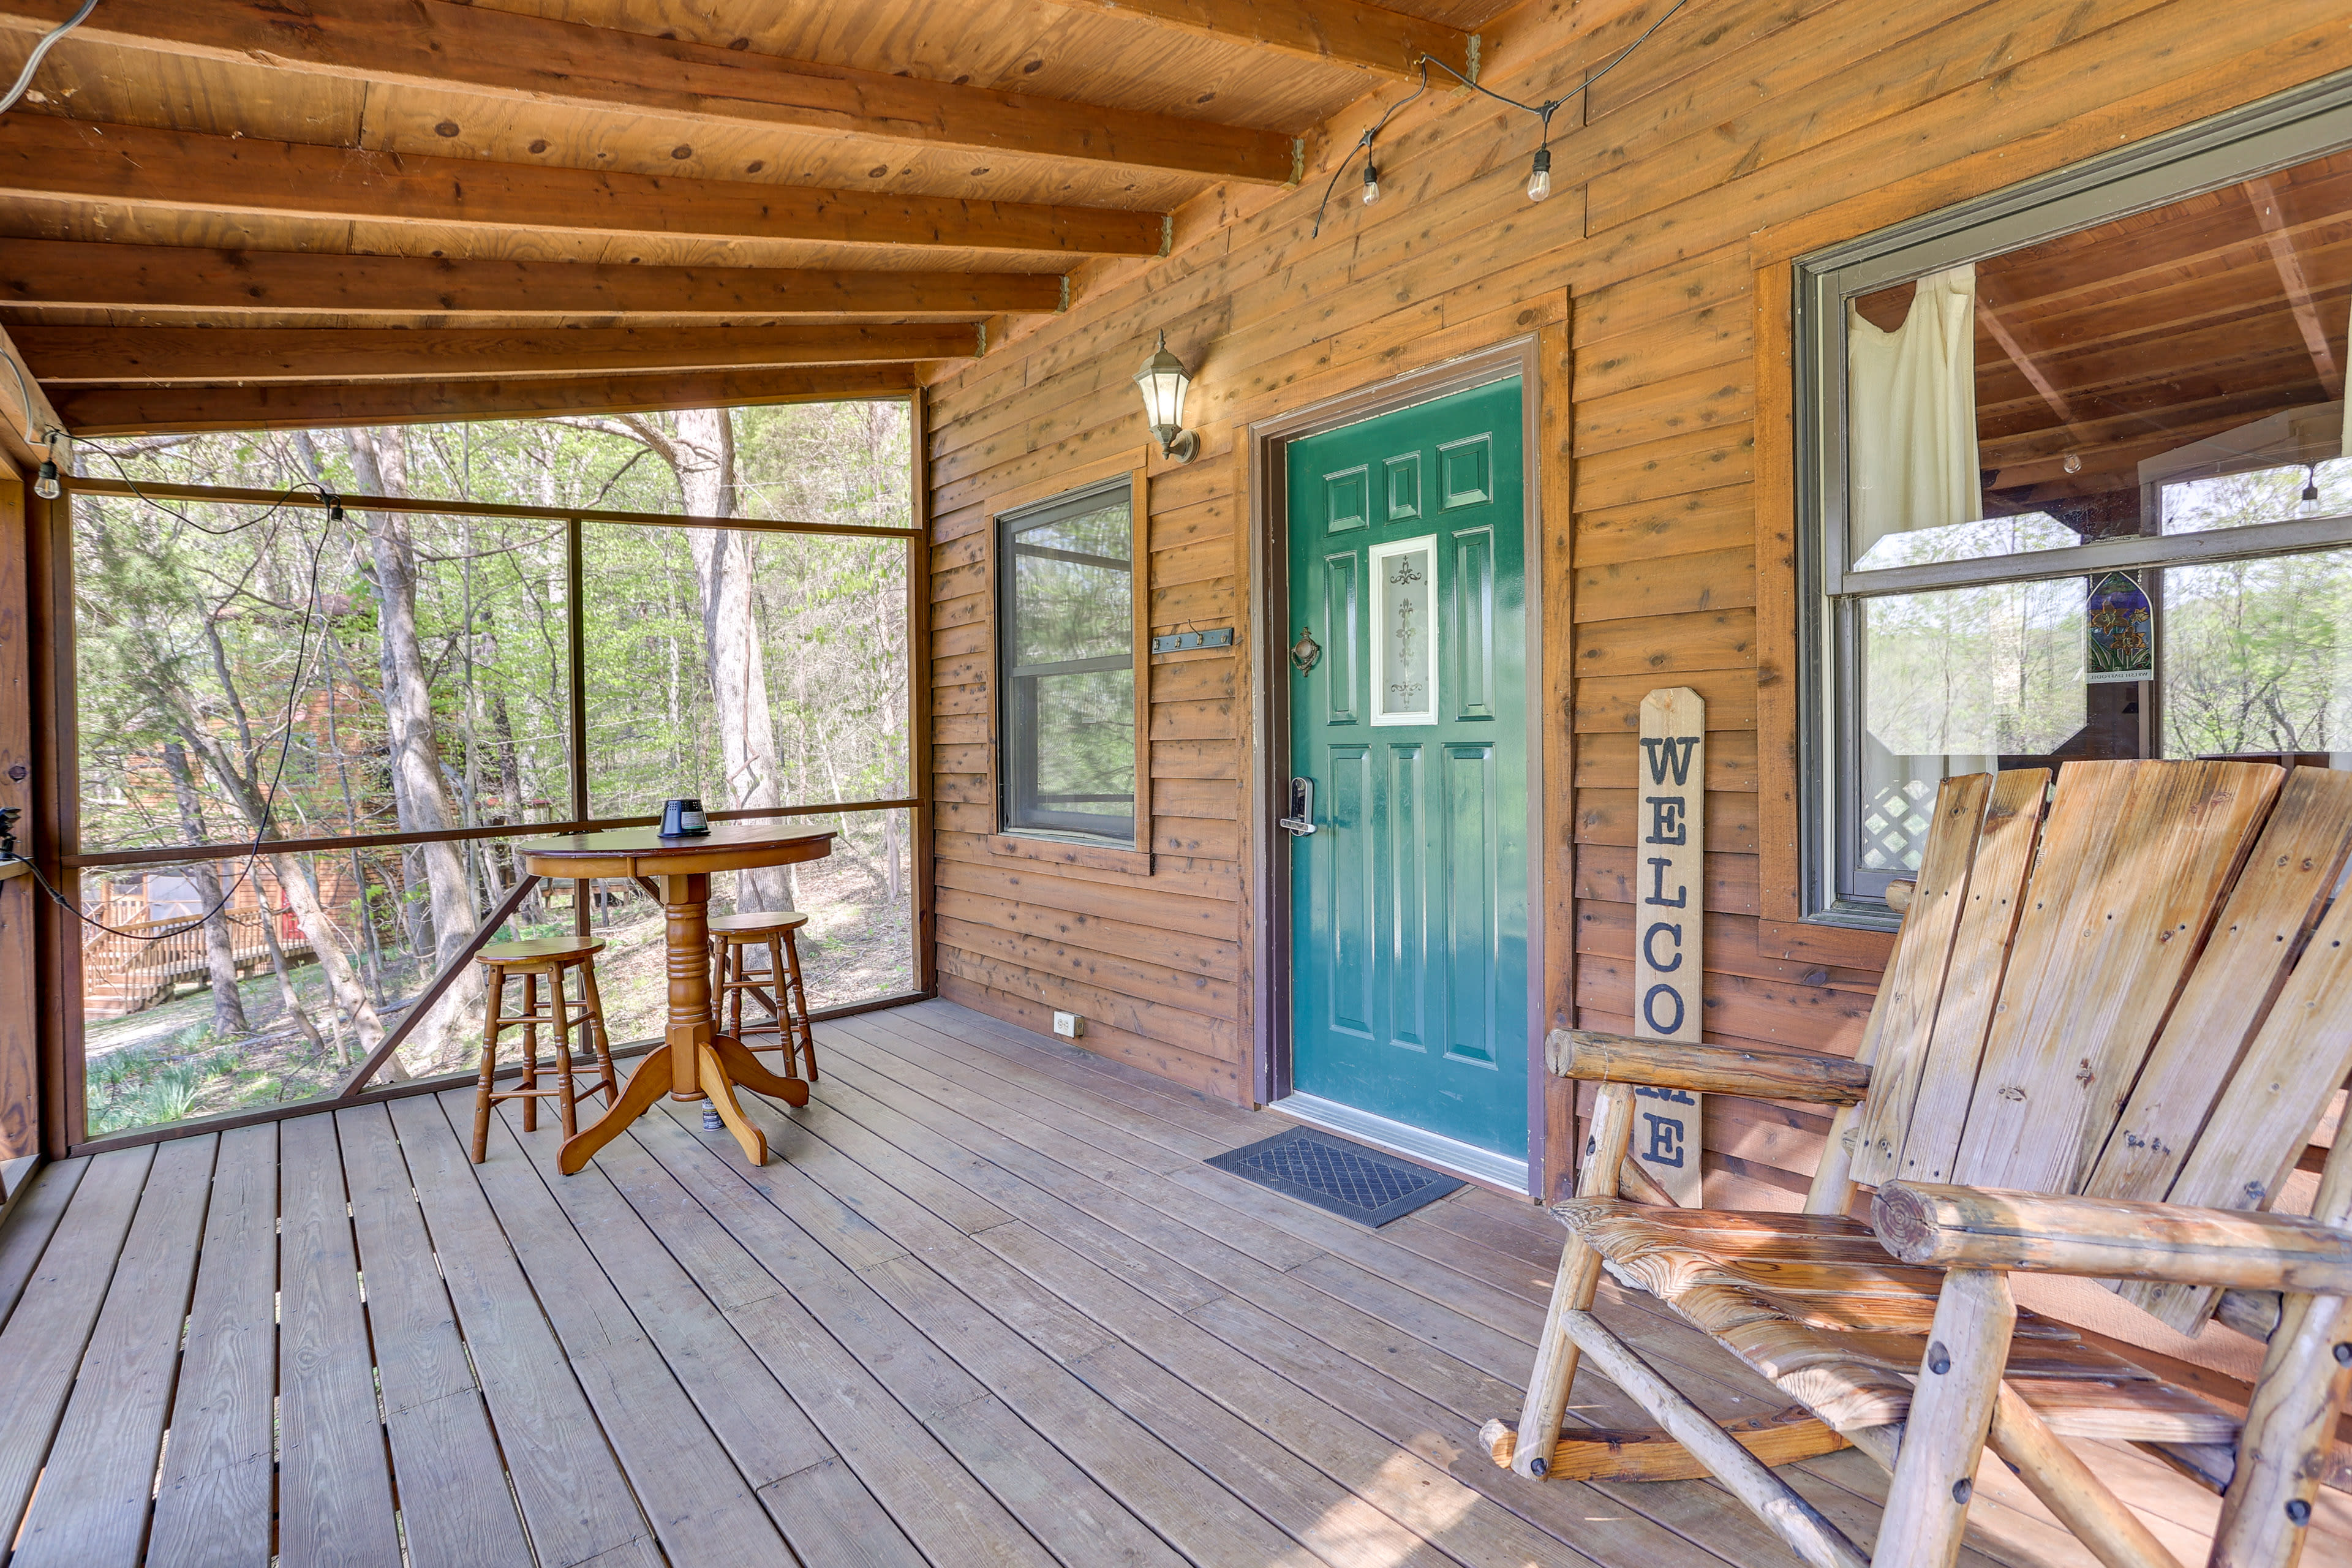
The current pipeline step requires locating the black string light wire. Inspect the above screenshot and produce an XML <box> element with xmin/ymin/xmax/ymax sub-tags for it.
<box><xmin>1312</xmin><ymin>0</ymin><xmax>1695</xmax><ymax>235</ymax></box>
<box><xmin>0</xmin><ymin>360</ymin><xmax>351</xmax><ymax>942</ymax></box>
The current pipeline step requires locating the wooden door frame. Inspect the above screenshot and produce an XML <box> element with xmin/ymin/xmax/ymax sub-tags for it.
<box><xmin>1245</xmin><ymin>333</ymin><xmax>1551</xmax><ymax>1196</ymax></box>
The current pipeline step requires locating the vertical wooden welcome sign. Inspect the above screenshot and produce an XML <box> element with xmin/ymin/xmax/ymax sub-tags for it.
<box><xmin>1632</xmin><ymin>687</ymin><xmax>1704</xmax><ymax>1205</ymax></box>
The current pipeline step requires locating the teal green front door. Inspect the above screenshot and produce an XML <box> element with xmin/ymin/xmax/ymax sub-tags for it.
<box><xmin>1284</xmin><ymin>377</ymin><xmax>1528</xmax><ymax>1160</ymax></box>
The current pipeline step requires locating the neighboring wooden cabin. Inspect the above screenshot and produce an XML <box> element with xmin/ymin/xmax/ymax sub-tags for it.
<box><xmin>921</xmin><ymin>0</ymin><xmax>2352</xmax><ymax>1388</ymax></box>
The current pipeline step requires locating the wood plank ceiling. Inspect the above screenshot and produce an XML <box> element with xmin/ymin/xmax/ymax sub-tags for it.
<box><xmin>0</xmin><ymin>0</ymin><xmax>1507</xmax><ymax>434</ymax></box>
<box><xmin>1852</xmin><ymin>147</ymin><xmax>2352</xmax><ymax>516</ymax></box>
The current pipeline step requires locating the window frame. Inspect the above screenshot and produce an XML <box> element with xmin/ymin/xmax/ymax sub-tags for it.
<box><xmin>1793</xmin><ymin>70</ymin><xmax>2352</xmax><ymax>927</ymax></box>
<box><xmin>990</xmin><ymin>465</ymin><xmax>1150</xmax><ymax>856</ymax></box>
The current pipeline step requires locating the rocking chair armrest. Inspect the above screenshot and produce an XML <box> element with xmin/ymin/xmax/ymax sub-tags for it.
<box><xmin>1873</xmin><ymin>1182</ymin><xmax>2352</xmax><ymax>1294</ymax></box>
<box><xmin>1546</xmin><ymin>1028</ymin><xmax>1874</xmax><ymax>1105</ymax></box>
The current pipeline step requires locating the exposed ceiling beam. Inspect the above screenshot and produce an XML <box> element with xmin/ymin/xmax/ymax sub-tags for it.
<box><xmin>0</xmin><ymin>116</ymin><xmax>1169</xmax><ymax>258</ymax></box>
<box><xmin>12</xmin><ymin>323</ymin><xmax>980</xmax><ymax>383</ymax></box>
<box><xmin>1973</xmin><ymin>296</ymin><xmax>2103</xmax><ymax>455</ymax></box>
<box><xmin>0</xmin><ymin>0</ymin><xmax>1300</xmax><ymax>187</ymax></box>
<box><xmin>1061</xmin><ymin>0</ymin><xmax>1476</xmax><ymax>79</ymax></box>
<box><xmin>0</xmin><ymin>317</ymin><xmax>63</xmax><ymax>465</ymax></box>
<box><xmin>0</xmin><ymin>240</ymin><xmax>1067</xmax><ymax>319</ymax></box>
<box><xmin>2245</xmin><ymin>175</ymin><xmax>2346</xmax><ymax>398</ymax></box>
<box><xmin>50</xmin><ymin>363</ymin><xmax>923</xmax><ymax>435</ymax></box>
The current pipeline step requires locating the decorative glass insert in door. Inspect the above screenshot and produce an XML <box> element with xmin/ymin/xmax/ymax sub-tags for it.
<box><xmin>1368</xmin><ymin>534</ymin><xmax>1436</xmax><ymax>726</ymax></box>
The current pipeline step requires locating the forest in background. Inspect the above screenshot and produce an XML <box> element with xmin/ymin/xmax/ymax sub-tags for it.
<box><xmin>70</xmin><ymin>401</ymin><xmax>914</xmax><ymax>1133</ymax></box>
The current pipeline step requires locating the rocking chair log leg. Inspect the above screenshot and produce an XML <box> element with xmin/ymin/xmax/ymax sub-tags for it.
<box><xmin>2209</xmin><ymin>1289</ymin><xmax>2352</xmax><ymax>1567</ymax></box>
<box><xmin>1501</xmin><ymin>1082</ymin><xmax>1637</xmax><ymax>1479</ymax></box>
<box><xmin>1988</xmin><ymin>1384</ymin><xmax>2181</xmax><ymax>1568</ymax></box>
<box><xmin>1561</xmin><ymin>1307</ymin><xmax>1869</xmax><ymax>1568</ymax></box>
<box><xmin>1874</xmin><ymin>1268</ymin><xmax>2015</xmax><ymax>1568</ymax></box>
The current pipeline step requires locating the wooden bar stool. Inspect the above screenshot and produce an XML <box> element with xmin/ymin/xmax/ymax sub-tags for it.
<box><xmin>471</xmin><ymin>936</ymin><xmax>620</xmax><ymax>1163</ymax></box>
<box><xmin>709</xmin><ymin>910</ymin><xmax>817</xmax><ymax>1082</ymax></box>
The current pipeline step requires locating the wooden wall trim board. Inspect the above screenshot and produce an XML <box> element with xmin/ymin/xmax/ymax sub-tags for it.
<box><xmin>0</xmin><ymin>473</ymin><xmax>32</xmax><ymax>1164</ymax></box>
<box><xmin>1538</xmin><ymin>309</ymin><xmax>1577</xmax><ymax>1202</ymax></box>
<box><xmin>1752</xmin><ymin>254</ymin><xmax>1805</xmax><ymax>928</ymax></box>
<box><xmin>911</xmin><ymin>391</ymin><xmax>940</xmax><ymax>999</ymax></box>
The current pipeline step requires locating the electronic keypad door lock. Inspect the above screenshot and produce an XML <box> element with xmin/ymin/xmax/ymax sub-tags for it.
<box><xmin>1277</xmin><ymin>777</ymin><xmax>1316</xmax><ymax>836</ymax></box>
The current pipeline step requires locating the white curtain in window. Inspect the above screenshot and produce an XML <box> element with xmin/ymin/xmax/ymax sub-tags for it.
<box><xmin>1849</xmin><ymin>263</ymin><xmax>1983</xmax><ymax>562</ymax></box>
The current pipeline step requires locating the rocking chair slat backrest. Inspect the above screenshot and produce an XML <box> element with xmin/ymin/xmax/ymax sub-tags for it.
<box><xmin>1950</xmin><ymin>759</ymin><xmax>2282</xmax><ymax>1194</ymax></box>
<box><xmin>1881</xmin><ymin>767</ymin><xmax>2051</xmax><ymax>1186</ymax></box>
<box><xmin>1850</xmin><ymin>772</ymin><xmax>2000</xmax><ymax>1188</ymax></box>
<box><xmin>2122</xmin><ymin>811</ymin><xmax>2352</xmax><ymax>1332</ymax></box>
<box><xmin>2087</xmin><ymin>766</ymin><xmax>2352</xmax><ymax>1211</ymax></box>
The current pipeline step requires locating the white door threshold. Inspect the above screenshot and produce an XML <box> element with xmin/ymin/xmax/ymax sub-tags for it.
<box><xmin>1267</xmin><ymin>1092</ymin><xmax>1530</xmax><ymax>1196</ymax></box>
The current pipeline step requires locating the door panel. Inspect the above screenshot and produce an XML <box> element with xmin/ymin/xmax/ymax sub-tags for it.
<box><xmin>1324</xmin><ymin>743</ymin><xmax>1374</xmax><ymax>1038</ymax></box>
<box><xmin>1285</xmin><ymin>377</ymin><xmax>1528</xmax><ymax>1159</ymax></box>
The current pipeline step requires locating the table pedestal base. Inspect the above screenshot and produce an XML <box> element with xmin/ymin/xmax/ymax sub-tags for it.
<box><xmin>557</xmin><ymin>1035</ymin><xmax>808</xmax><ymax>1174</ymax></box>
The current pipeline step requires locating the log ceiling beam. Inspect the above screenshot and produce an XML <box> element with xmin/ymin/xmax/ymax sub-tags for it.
<box><xmin>50</xmin><ymin>363</ymin><xmax>923</xmax><ymax>435</ymax></box>
<box><xmin>0</xmin><ymin>240</ymin><xmax>1066</xmax><ymax>319</ymax></box>
<box><xmin>1060</xmin><ymin>0</ymin><xmax>1476</xmax><ymax>79</ymax></box>
<box><xmin>0</xmin><ymin>116</ymin><xmax>1169</xmax><ymax>258</ymax></box>
<box><xmin>12</xmin><ymin>323</ymin><xmax>981</xmax><ymax>384</ymax></box>
<box><xmin>2245</xmin><ymin>176</ymin><xmax>2346</xmax><ymax>399</ymax></box>
<box><xmin>0</xmin><ymin>0</ymin><xmax>1302</xmax><ymax>186</ymax></box>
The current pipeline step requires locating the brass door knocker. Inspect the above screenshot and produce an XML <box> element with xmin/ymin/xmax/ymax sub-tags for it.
<box><xmin>1289</xmin><ymin>625</ymin><xmax>1322</xmax><ymax>674</ymax></box>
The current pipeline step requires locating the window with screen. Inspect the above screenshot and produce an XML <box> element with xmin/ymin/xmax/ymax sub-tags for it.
<box><xmin>1799</xmin><ymin>88</ymin><xmax>2352</xmax><ymax>922</ymax></box>
<box><xmin>997</xmin><ymin>479</ymin><xmax>1139</xmax><ymax>844</ymax></box>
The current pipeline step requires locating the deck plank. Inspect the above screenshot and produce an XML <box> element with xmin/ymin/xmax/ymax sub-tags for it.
<box><xmin>609</xmin><ymin>1100</ymin><xmax>1163</xmax><ymax>1568</ymax></box>
<box><xmin>812</xmin><ymin>1025</ymin><xmax>1831</xmax><ymax>1568</ymax></box>
<box><xmin>458</xmin><ymin>1094</ymin><xmax>799</xmax><ymax>1568</ymax></box>
<box><xmin>387</xmin><ymin>1094</ymin><xmax>663</xmax><ymax>1568</ymax></box>
<box><xmin>339</xmin><ymin>1103</ymin><xmax>534</xmax><ymax>1568</ymax></box>
<box><xmin>11</xmin><ymin>1136</ymin><xmax>215</xmax><ymax>1568</ymax></box>
<box><xmin>818</xmin><ymin>1014</ymin><xmax>2018</xmax><ymax>1568</ymax></box>
<box><xmin>482</xmin><ymin>1092</ymin><xmax>943</xmax><ymax>1568</ymax></box>
<box><xmin>0</xmin><ymin>1155</ymin><xmax>88</xmax><ymax>1331</ymax></box>
<box><xmin>0</xmin><ymin>1145</ymin><xmax>153</xmax><ymax>1543</ymax></box>
<box><xmin>641</xmin><ymin>1094</ymin><xmax>1322</xmax><ymax>1568</ymax></box>
<box><xmin>0</xmin><ymin>1001</ymin><xmax>2241</xmax><ymax>1568</ymax></box>
<box><xmin>149</xmin><ymin>1123</ymin><xmax>278</xmax><ymax>1568</ymax></box>
<box><xmin>277</xmin><ymin>1110</ymin><xmax>404</xmax><ymax>1567</ymax></box>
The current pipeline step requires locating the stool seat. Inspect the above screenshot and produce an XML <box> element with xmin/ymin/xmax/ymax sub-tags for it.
<box><xmin>479</xmin><ymin>936</ymin><xmax>606</xmax><ymax>966</ymax></box>
<box><xmin>709</xmin><ymin>910</ymin><xmax>809</xmax><ymax>937</ymax></box>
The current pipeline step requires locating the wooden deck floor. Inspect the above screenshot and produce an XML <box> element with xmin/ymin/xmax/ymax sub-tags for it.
<box><xmin>0</xmin><ymin>998</ymin><xmax>2332</xmax><ymax>1568</ymax></box>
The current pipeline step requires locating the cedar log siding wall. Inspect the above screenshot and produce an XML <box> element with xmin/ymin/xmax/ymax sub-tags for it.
<box><xmin>922</xmin><ymin>0</ymin><xmax>2352</xmax><ymax>1385</ymax></box>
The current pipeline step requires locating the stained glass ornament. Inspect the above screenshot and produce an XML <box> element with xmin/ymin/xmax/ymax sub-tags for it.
<box><xmin>2085</xmin><ymin>570</ymin><xmax>2153</xmax><ymax>684</ymax></box>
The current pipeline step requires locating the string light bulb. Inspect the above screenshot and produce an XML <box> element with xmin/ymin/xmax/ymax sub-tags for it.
<box><xmin>33</xmin><ymin>428</ymin><xmax>64</xmax><ymax>499</ymax></box>
<box><xmin>1361</xmin><ymin>162</ymin><xmax>1381</xmax><ymax>206</ymax></box>
<box><xmin>1526</xmin><ymin>147</ymin><xmax>1553</xmax><ymax>203</ymax></box>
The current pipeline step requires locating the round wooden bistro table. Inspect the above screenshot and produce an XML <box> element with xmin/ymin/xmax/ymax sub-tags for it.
<box><xmin>514</xmin><ymin>821</ymin><xmax>834</xmax><ymax>1174</ymax></box>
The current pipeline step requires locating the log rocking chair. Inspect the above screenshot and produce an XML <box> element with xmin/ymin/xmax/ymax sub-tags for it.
<box><xmin>1487</xmin><ymin>758</ymin><xmax>2352</xmax><ymax>1567</ymax></box>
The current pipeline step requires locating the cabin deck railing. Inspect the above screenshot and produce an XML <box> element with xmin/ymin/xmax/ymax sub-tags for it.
<box><xmin>81</xmin><ymin>903</ymin><xmax>311</xmax><ymax>1019</ymax></box>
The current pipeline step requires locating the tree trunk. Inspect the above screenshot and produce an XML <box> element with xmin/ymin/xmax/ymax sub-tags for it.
<box><xmin>654</xmin><ymin>410</ymin><xmax>796</xmax><ymax>913</ymax></box>
<box><xmin>161</xmin><ymin>739</ymin><xmax>250</xmax><ymax>1038</ymax></box>
<box><xmin>343</xmin><ymin>426</ymin><xmax>483</xmax><ymax>1072</ymax></box>
<box><xmin>252</xmin><ymin>869</ymin><xmax>330</xmax><ymax>1059</ymax></box>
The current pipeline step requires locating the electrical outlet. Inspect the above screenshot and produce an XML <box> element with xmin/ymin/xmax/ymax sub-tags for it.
<box><xmin>1052</xmin><ymin>1010</ymin><xmax>1085</xmax><ymax>1039</ymax></box>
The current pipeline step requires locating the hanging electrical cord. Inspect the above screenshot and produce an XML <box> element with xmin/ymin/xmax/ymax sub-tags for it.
<box><xmin>1419</xmin><ymin>0</ymin><xmax>1693</xmax><ymax>200</ymax></box>
<box><xmin>0</xmin><ymin>448</ymin><xmax>348</xmax><ymax>942</ymax></box>
<box><xmin>1311</xmin><ymin>0</ymin><xmax>1695</xmax><ymax>236</ymax></box>
<box><xmin>1311</xmin><ymin>63</ymin><xmax>1430</xmax><ymax>237</ymax></box>
<box><xmin>0</xmin><ymin>0</ymin><xmax>99</xmax><ymax>117</ymax></box>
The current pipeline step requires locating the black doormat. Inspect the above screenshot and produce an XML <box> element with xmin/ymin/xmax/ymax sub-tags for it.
<box><xmin>1205</xmin><ymin>1125</ymin><xmax>1463</xmax><ymax>1227</ymax></box>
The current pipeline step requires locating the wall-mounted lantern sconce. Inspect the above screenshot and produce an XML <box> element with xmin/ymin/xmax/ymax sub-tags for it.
<box><xmin>1133</xmin><ymin>330</ymin><xmax>1196</xmax><ymax>464</ymax></box>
